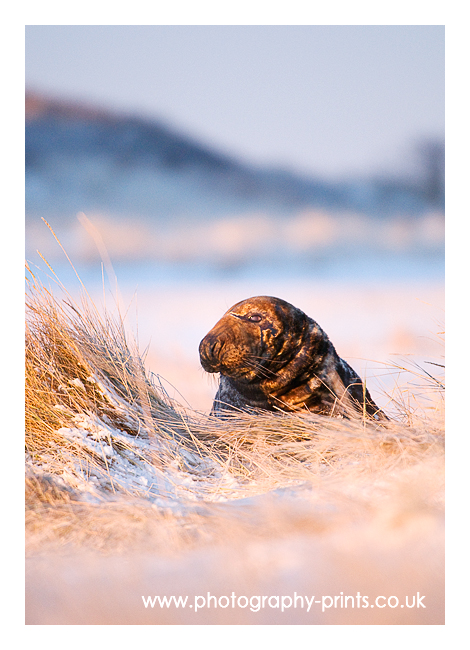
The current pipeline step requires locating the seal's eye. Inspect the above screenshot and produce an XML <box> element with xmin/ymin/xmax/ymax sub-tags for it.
<box><xmin>247</xmin><ymin>314</ymin><xmax>262</xmax><ymax>323</ymax></box>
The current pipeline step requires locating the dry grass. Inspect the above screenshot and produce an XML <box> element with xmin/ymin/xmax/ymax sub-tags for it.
<box><xmin>25</xmin><ymin>257</ymin><xmax>445</xmax><ymax>624</ymax></box>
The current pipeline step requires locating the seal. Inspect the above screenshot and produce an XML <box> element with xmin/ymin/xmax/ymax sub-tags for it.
<box><xmin>199</xmin><ymin>296</ymin><xmax>387</xmax><ymax>420</ymax></box>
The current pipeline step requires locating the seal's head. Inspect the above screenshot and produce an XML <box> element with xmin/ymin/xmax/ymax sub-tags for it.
<box><xmin>199</xmin><ymin>296</ymin><xmax>310</xmax><ymax>384</ymax></box>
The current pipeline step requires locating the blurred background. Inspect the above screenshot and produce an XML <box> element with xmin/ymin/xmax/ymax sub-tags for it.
<box><xmin>25</xmin><ymin>25</ymin><xmax>445</xmax><ymax>412</ymax></box>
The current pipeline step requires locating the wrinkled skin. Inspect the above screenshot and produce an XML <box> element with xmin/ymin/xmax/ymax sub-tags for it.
<box><xmin>199</xmin><ymin>296</ymin><xmax>387</xmax><ymax>420</ymax></box>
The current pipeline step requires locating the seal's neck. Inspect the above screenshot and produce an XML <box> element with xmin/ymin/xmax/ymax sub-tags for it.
<box><xmin>224</xmin><ymin>376</ymin><xmax>273</xmax><ymax>409</ymax></box>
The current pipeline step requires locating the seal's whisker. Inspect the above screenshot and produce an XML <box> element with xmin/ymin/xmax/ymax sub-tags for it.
<box><xmin>247</xmin><ymin>354</ymin><xmax>286</xmax><ymax>367</ymax></box>
<box><xmin>243</xmin><ymin>358</ymin><xmax>276</xmax><ymax>380</ymax></box>
<box><xmin>243</xmin><ymin>355</ymin><xmax>282</xmax><ymax>379</ymax></box>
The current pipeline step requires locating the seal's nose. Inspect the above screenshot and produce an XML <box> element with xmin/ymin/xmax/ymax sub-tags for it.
<box><xmin>199</xmin><ymin>334</ymin><xmax>224</xmax><ymax>372</ymax></box>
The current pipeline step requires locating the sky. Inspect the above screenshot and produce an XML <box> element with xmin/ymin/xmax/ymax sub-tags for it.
<box><xmin>25</xmin><ymin>25</ymin><xmax>444</xmax><ymax>180</ymax></box>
